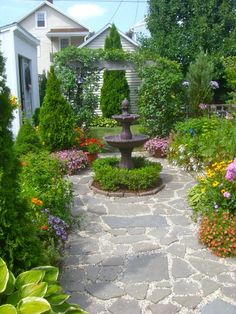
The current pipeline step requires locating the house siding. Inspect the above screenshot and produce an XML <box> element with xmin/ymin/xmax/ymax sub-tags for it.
<box><xmin>19</xmin><ymin>3</ymin><xmax>87</xmax><ymax>74</ymax></box>
<box><xmin>82</xmin><ymin>27</ymin><xmax>140</xmax><ymax>114</ymax></box>
<box><xmin>0</xmin><ymin>25</ymin><xmax>40</xmax><ymax>137</ymax></box>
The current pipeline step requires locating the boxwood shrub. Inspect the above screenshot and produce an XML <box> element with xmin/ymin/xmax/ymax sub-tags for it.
<box><xmin>92</xmin><ymin>157</ymin><xmax>162</xmax><ymax>191</ymax></box>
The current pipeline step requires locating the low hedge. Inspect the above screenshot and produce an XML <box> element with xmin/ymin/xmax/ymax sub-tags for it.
<box><xmin>92</xmin><ymin>157</ymin><xmax>162</xmax><ymax>191</ymax></box>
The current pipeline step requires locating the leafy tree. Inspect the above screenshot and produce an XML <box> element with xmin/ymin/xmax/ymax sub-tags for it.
<box><xmin>223</xmin><ymin>56</ymin><xmax>236</xmax><ymax>103</ymax></box>
<box><xmin>100</xmin><ymin>24</ymin><xmax>130</xmax><ymax>117</ymax></box>
<box><xmin>137</xmin><ymin>56</ymin><xmax>184</xmax><ymax>137</ymax></box>
<box><xmin>54</xmin><ymin>47</ymin><xmax>100</xmax><ymax>128</ymax></box>
<box><xmin>146</xmin><ymin>0</ymin><xmax>236</xmax><ymax>70</ymax></box>
<box><xmin>185</xmin><ymin>52</ymin><xmax>215</xmax><ymax>117</ymax></box>
<box><xmin>0</xmin><ymin>49</ymin><xmax>47</xmax><ymax>272</ymax></box>
<box><xmin>39</xmin><ymin>66</ymin><xmax>76</xmax><ymax>151</ymax></box>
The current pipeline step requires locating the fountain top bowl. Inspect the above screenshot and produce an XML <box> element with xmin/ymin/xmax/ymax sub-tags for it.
<box><xmin>104</xmin><ymin>134</ymin><xmax>149</xmax><ymax>148</ymax></box>
<box><xmin>112</xmin><ymin>113</ymin><xmax>139</xmax><ymax>123</ymax></box>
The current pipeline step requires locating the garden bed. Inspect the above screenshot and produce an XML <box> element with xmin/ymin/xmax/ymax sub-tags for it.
<box><xmin>91</xmin><ymin>156</ymin><xmax>163</xmax><ymax>196</ymax></box>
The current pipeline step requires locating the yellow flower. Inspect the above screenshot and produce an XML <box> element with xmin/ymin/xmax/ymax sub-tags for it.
<box><xmin>221</xmin><ymin>189</ymin><xmax>226</xmax><ymax>194</ymax></box>
<box><xmin>201</xmin><ymin>188</ymin><xmax>206</xmax><ymax>193</ymax></box>
<box><xmin>212</xmin><ymin>181</ymin><xmax>219</xmax><ymax>187</ymax></box>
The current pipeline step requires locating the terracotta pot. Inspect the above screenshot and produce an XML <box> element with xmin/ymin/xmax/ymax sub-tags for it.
<box><xmin>153</xmin><ymin>148</ymin><xmax>166</xmax><ymax>158</ymax></box>
<box><xmin>86</xmin><ymin>152</ymin><xmax>98</xmax><ymax>165</ymax></box>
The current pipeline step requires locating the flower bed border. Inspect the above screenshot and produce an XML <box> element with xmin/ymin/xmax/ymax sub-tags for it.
<box><xmin>89</xmin><ymin>178</ymin><xmax>165</xmax><ymax>197</ymax></box>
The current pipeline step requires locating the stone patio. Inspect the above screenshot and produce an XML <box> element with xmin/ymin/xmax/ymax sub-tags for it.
<box><xmin>60</xmin><ymin>156</ymin><xmax>236</xmax><ymax>314</ymax></box>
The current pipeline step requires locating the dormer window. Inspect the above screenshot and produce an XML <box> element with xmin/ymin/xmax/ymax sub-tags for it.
<box><xmin>36</xmin><ymin>11</ymin><xmax>46</xmax><ymax>28</ymax></box>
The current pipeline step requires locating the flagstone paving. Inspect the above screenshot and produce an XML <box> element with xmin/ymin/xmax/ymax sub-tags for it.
<box><xmin>60</xmin><ymin>156</ymin><xmax>236</xmax><ymax>314</ymax></box>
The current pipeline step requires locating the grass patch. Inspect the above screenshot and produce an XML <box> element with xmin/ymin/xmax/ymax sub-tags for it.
<box><xmin>89</xmin><ymin>125</ymin><xmax>144</xmax><ymax>152</ymax></box>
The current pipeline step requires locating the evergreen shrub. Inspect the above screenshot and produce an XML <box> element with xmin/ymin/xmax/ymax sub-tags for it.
<box><xmin>0</xmin><ymin>52</ymin><xmax>47</xmax><ymax>273</ymax></box>
<box><xmin>92</xmin><ymin>157</ymin><xmax>162</xmax><ymax>191</ymax></box>
<box><xmin>14</xmin><ymin>119</ymin><xmax>42</xmax><ymax>157</ymax></box>
<box><xmin>39</xmin><ymin>66</ymin><xmax>76</xmax><ymax>151</ymax></box>
<box><xmin>100</xmin><ymin>24</ymin><xmax>130</xmax><ymax>118</ymax></box>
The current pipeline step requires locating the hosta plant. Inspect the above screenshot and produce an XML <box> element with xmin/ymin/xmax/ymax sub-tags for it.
<box><xmin>0</xmin><ymin>257</ymin><xmax>87</xmax><ymax>314</ymax></box>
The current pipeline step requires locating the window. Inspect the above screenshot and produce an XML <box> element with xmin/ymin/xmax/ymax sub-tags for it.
<box><xmin>36</xmin><ymin>11</ymin><xmax>46</xmax><ymax>28</ymax></box>
<box><xmin>60</xmin><ymin>38</ymin><xmax>70</xmax><ymax>49</ymax></box>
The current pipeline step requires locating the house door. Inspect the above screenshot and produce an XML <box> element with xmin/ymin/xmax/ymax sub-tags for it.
<box><xmin>19</xmin><ymin>56</ymin><xmax>32</xmax><ymax>119</ymax></box>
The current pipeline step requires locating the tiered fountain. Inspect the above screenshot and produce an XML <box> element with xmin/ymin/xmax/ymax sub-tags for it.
<box><xmin>104</xmin><ymin>99</ymin><xmax>149</xmax><ymax>169</ymax></box>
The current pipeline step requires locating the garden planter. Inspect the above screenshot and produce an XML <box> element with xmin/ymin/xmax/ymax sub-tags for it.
<box><xmin>86</xmin><ymin>152</ymin><xmax>98</xmax><ymax>165</ymax></box>
<box><xmin>153</xmin><ymin>149</ymin><xmax>167</xmax><ymax>158</ymax></box>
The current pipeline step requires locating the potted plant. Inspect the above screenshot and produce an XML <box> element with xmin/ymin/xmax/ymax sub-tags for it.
<box><xmin>144</xmin><ymin>137</ymin><xmax>170</xmax><ymax>158</ymax></box>
<box><xmin>80</xmin><ymin>138</ymin><xmax>104</xmax><ymax>164</ymax></box>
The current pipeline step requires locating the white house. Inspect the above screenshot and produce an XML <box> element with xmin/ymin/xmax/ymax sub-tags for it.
<box><xmin>18</xmin><ymin>0</ymin><xmax>90</xmax><ymax>74</ymax></box>
<box><xmin>130</xmin><ymin>19</ymin><xmax>150</xmax><ymax>42</ymax></box>
<box><xmin>0</xmin><ymin>23</ymin><xmax>40</xmax><ymax>137</ymax></box>
<box><xmin>79</xmin><ymin>24</ymin><xmax>141</xmax><ymax>113</ymax></box>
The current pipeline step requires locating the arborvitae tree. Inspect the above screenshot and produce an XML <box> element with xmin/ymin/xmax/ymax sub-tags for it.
<box><xmin>100</xmin><ymin>24</ymin><xmax>130</xmax><ymax>117</ymax></box>
<box><xmin>39</xmin><ymin>66</ymin><xmax>76</xmax><ymax>151</ymax></box>
<box><xmin>0</xmin><ymin>49</ymin><xmax>47</xmax><ymax>272</ymax></box>
<box><xmin>15</xmin><ymin>119</ymin><xmax>42</xmax><ymax>157</ymax></box>
<box><xmin>39</xmin><ymin>70</ymin><xmax>47</xmax><ymax>106</ymax></box>
<box><xmin>104</xmin><ymin>24</ymin><xmax>122</xmax><ymax>49</ymax></box>
<box><xmin>186</xmin><ymin>52</ymin><xmax>214</xmax><ymax>117</ymax></box>
<box><xmin>146</xmin><ymin>0</ymin><xmax>236</xmax><ymax>71</ymax></box>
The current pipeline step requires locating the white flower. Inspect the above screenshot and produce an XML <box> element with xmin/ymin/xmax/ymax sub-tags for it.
<box><xmin>190</xmin><ymin>157</ymin><xmax>195</xmax><ymax>163</ymax></box>
<box><xmin>178</xmin><ymin>145</ymin><xmax>185</xmax><ymax>153</ymax></box>
<box><xmin>192</xmin><ymin>165</ymin><xmax>198</xmax><ymax>171</ymax></box>
<box><xmin>0</xmin><ymin>75</ymin><xmax>3</xmax><ymax>81</ymax></box>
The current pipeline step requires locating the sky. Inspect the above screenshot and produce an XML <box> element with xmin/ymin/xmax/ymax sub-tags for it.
<box><xmin>0</xmin><ymin>0</ymin><xmax>149</xmax><ymax>33</ymax></box>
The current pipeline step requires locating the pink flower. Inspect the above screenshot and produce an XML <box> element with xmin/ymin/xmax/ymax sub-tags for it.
<box><xmin>223</xmin><ymin>191</ymin><xmax>231</xmax><ymax>198</ymax></box>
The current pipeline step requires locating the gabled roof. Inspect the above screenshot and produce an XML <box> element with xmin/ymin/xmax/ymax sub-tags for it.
<box><xmin>18</xmin><ymin>0</ymin><xmax>91</xmax><ymax>32</ymax></box>
<box><xmin>0</xmin><ymin>22</ymin><xmax>39</xmax><ymax>46</ymax></box>
<box><xmin>79</xmin><ymin>24</ymin><xmax>138</xmax><ymax>48</ymax></box>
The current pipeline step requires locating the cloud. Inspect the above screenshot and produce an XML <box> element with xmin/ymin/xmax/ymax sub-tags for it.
<box><xmin>67</xmin><ymin>4</ymin><xmax>106</xmax><ymax>21</ymax></box>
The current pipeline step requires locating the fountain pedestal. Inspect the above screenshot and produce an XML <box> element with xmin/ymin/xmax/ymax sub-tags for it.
<box><xmin>104</xmin><ymin>99</ymin><xmax>149</xmax><ymax>169</ymax></box>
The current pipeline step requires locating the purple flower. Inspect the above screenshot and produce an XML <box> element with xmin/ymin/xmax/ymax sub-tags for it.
<box><xmin>223</xmin><ymin>191</ymin><xmax>231</xmax><ymax>198</ymax></box>
<box><xmin>210</xmin><ymin>81</ymin><xmax>219</xmax><ymax>89</ymax></box>
<box><xmin>214</xmin><ymin>202</ymin><xmax>219</xmax><ymax>209</ymax></box>
<box><xmin>225</xmin><ymin>158</ymin><xmax>236</xmax><ymax>182</ymax></box>
<box><xmin>53</xmin><ymin>149</ymin><xmax>88</xmax><ymax>175</ymax></box>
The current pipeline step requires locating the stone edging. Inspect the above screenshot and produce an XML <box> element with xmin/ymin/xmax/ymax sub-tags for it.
<box><xmin>89</xmin><ymin>179</ymin><xmax>165</xmax><ymax>197</ymax></box>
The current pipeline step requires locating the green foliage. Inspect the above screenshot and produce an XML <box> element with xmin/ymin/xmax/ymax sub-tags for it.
<box><xmin>137</xmin><ymin>56</ymin><xmax>184</xmax><ymax>137</ymax></box>
<box><xmin>100</xmin><ymin>24</ymin><xmax>130</xmax><ymax>118</ymax></box>
<box><xmin>104</xmin><ymin>24</ymin><xmax>122</xmax><ymax>49</ymax></box>
<box><xmin>92</xmin><ymin>157</ymin><xmax>162</xmax><ymax>191</ymax></box>
<box><xmin>19</xmin><ymin>151</ymin><xmax>73</xmax><ymax>223</ymax></box>
<box><xmin>0</xmin><ymin>257</ymin><xmax>87</xmax><ymax>313</ymax></box>
<box><xmin>146</xmin><ymin>0</ymin><xmax>236</xmax><ymax>71</ymax></box>
<box><xmin>185</xmin><ymin>52</ymin><xmax>215</xmax><ymax>117</ymax></box>
<box><xmin>54</xmin><ymin>47</ymin><xmax>100</xmax><ymax>129</ymax></box>
<box><xmin>14</xmin><ymin>120</ymin><xmax>42</xmax><ymax>157</ymax></box>
<box><xmin>90</xmin><ymin>116</ymin><xmax>118</xmax><ymax>128</ymax></box>
<box><xmin>169</xmin><ymin>117</ymin><xmax>236</xmax><ymax>170</ymax></box>
<box><xmin>39</xmin><ymin>71</ymin><xmax>47</xmax><ymax>106</ymax></box>
<box><xmin>223</xmin><ymin>56</ymin><xmax>236</xmax><ymax>103</ymax></box>
<box><xmin>32</xmin><ymin>108</ymin><xmax>41</xmax><ymax>127</ymax></box>
<box><xmin>100</xmin><ymin>70</ymin><xmax>130</xmax><ymax>118</ymax></box>
<box><xmin>39</xmin><ymin>66</ymin><xmax>76</xmax><ymax>151</ymax></box>
<box><xmin>0</xmin><ymin>51</ymin><xmax>47</xmax><ymax>273</ymax></box>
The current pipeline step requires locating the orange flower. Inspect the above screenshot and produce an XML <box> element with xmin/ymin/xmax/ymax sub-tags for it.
<box><xmin>20</xmin><ymin>161</ymin><xmax>28</xmax><ymax>166</ymax></box>
<box><xmin>31</xmin><ymin>197</ymin><xmax>43</xmax><ymax>206</ymax></box>
<box><xmin>40</xmin><ymin>225</ymin><xmax>49</xmax><ymax>230</ymax></box>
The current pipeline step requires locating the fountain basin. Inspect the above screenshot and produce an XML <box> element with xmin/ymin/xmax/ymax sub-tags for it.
<box><xmin>112</xmin><ymin>114</ymin><xmax>140</xmax><ymax>123</ymax></box>
<box><xmin>104</xmin><ymin>134</ymin><xmax>149</xmax><ymax>149</ymax></box>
